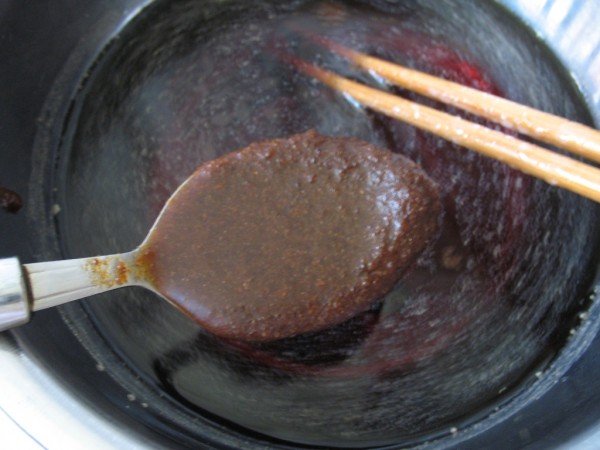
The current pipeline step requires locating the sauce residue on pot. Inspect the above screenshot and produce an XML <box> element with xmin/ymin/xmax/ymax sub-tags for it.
<box><xmin>138</xmin><ymin>130</ymin><xmax>441</xmax><ymax>341</ymax></box>
<box><xmin>0</xmin><ymin>186</ymin><xmax>23</xmax><ymax>213</ymax></box>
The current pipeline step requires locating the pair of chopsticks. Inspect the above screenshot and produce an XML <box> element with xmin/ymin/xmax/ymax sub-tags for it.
<box><xmin>292</xmin><ymin>39</ymin><xmax>600</xmax><ymax>203</ymax></box>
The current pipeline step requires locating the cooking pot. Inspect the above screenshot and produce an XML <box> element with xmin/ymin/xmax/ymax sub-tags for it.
<box><xmin>2</xmin><ymin>0</ymin><xmax>600</xmax><ymax>448</ymax></box>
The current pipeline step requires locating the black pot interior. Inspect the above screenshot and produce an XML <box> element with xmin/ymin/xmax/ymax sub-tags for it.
<box><xmin>18</xmin><ymin>0</ymin><xmax>600</xmax><ymax>448</ymax></box>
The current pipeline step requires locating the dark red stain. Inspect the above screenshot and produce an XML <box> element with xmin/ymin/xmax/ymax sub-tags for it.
<box><xmin>0</xmin><ymin>186</ymin><xmax>23</xmax><ymax>213</ymax></box>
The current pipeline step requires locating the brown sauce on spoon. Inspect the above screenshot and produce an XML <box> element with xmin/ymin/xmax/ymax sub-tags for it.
<box><xmin>139</xmin><ymin>130</ymin><xmax>441</xmax><ymax>341</ymax></box>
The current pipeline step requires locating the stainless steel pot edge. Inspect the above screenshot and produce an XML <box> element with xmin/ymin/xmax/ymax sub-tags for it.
<box><xmin>503</xmin><ymin>0</ymin><xmax>600</xmax><ymax>121</ymax></box>
<box><xmin>0</xmin><ymin>337</ymin><xmax>158</xmax><ymax>450</ymax></box>
<box><xmin>1</xmin><ymin>0</ymin><xmax>599</xmax><ymax>449</ymax></box>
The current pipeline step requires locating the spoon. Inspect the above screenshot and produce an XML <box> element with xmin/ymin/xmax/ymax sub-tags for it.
<box><xmin>0</xmin><ymin>131</ymin><xmax>441</xmax><ymax>341</ymax></box>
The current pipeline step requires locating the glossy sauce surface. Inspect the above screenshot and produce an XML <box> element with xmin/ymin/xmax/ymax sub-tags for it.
<box><xmin>140</xmin><ymin>131</ymin><xmax>440</xmax><ymax>341</ymax></box>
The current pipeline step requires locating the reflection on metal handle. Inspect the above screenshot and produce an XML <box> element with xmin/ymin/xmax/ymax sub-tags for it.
<box><xmin>0</xmin><ymin>257</ymin><xmax>30</xmax><ymax>332</ymax></box>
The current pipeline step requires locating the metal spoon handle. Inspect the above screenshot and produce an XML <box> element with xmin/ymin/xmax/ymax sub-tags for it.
<box><xmin>0</xmin><ymin>252</ymin><xmax>139</xmax><ymax>332</ymax></box>
<box><xmin>0</xmin><ymin>257</ymin><xmax>30</xmax><ymax>331</ymax></box>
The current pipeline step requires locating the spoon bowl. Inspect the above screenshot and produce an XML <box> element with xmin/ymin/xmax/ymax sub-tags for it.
<box><xmin>1</xmin><ymin>131</ymin><xmax>441</xmax><ymax>340</ymax></box>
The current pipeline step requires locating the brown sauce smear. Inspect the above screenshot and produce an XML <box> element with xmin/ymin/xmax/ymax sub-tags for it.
<box><xmin>140</xmin><ymin>130</ymin><xmax>441</xmax><ymax>341</ymax></box>
<box><xmin>0</xmin><ymin>186</ymin><xmax>23</xmax><ymax>213</ymax></box>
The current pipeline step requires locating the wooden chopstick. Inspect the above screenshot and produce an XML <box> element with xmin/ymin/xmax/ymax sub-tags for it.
<box><xmin>289</xmin><ymin>51</ymin><xmax>600</xmax><ymax>203</ymax></box>
<box><xmin>323</xmin><ymin>40</ymin><xmax>600</xmax><ymax>165</ymax></box>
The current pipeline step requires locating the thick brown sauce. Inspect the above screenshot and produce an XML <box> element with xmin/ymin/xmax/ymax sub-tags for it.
<box><xmin>140</xmin><ymin>131</ymin><xmax>441</xmax><ymax>341</ymax></box>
